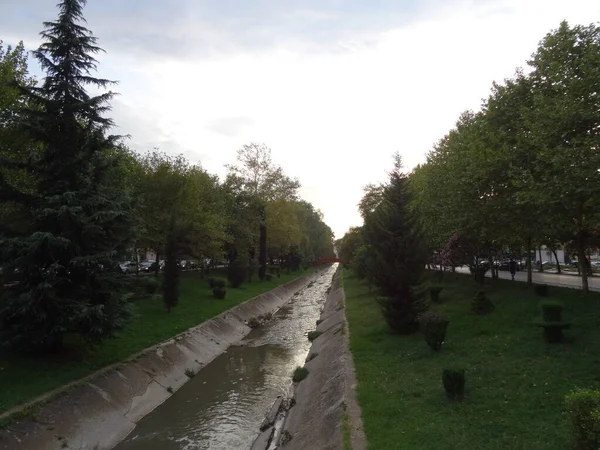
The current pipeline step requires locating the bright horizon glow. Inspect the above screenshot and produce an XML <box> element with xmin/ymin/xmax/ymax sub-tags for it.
<box><xmin>2</xmin><ymin>0</ymin><xmax>599</xmax><ymax>238</ymax></box>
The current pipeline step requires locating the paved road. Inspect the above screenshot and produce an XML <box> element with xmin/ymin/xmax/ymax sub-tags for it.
<box><xmin>454</xmin><ymin>267</ymin><xmax>600</xmax><ymax>292</ymax></box>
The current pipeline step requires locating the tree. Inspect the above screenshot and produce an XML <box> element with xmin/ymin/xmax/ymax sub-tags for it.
<box><xmin>0</xmin><ymin>0</ymin><xmax>134</xmax><ymax>352</ymax></box>
<box><xmin>226</xmin><ymin>143</ymin><xmax>300</xmax><ymax>280</ymax></box>
<box><xmin>517</xmin><ymin>21</ymin><xmax>600</xmax><ymax>293</ymax></box>
<box><xmin>362</xmin><ymin>154</ymin><xmax>429</xmax><ymax>334</ymax></box>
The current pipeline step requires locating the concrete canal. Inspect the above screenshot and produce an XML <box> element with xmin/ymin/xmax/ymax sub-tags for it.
<box><xmin>113</xmin><ymin>264</ymin><xmax>337</xmax><ymax>450</ymax></box>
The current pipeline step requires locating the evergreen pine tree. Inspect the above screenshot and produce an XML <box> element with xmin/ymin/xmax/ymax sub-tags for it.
<box><xmin>0</xmin><ymin>0</ymin><xmax>134</xmax><ymax>352</ymax></box>
<box><xmin>362</xmin><ymin>154</ymin><xmax>429</xmax><ymax>334</ymax></box>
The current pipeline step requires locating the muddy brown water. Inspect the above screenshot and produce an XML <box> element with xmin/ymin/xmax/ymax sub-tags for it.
<box><xmin>113</xmin><ymin>265</ymin><xmax>337</xmax><ymax>450</ymax></box>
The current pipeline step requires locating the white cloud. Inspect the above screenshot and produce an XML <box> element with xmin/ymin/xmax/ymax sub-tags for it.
<box><xmin>14</xmin><ymin>0</ymin><xmax>600</xmax><ymax>237</ymax></box>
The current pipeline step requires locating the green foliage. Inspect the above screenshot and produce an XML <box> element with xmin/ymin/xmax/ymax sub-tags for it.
<box><xmin>214</xmin><ymin>279</ymin><xmax>226</xmax><ymax>289</ymax></box>
<box><xmin>471</xmin><ymin>291</ymin><xmax>494</xmax><ymax>315</ymax></box>
<box><xmin>247</xmin><ymin>317</ymin><xmax>260</xmax><ymax>328</ymax></box>
<box><xmin>265</xmin><ymin>273</ymin><xmax>273</xmax><ymax>281</ymax></box>
<box><xmin>307</xmin><ymin>330</ymin><xmax>322</xmax><ymax>341</ymax></box>
<box><xmin>292</xmin><ymin>366</ymin><xmax>309</xmax><ymax>382</ymax></box>
<box><xmin>534</xmin><ymin>284</ymin><xmax>549</xmax><ymax>297</ymax></box>
<box><xmin>227</xmin><ymin>261</ymin><xmax>247</xmax><ymax>288</ymax></box>
<box><xmin>565</xmin><ymin>388</ymin><xmax>600</xmax><ymax>450</ymax></box>
<box><xmin>442</xmin><ymin>369</ymin><xmax>466</xmax><ymax>401</ymax></box>
<box><xmin>430</xmin><ymin>285</ymin><xmax>443</xmax><ymax>303</ymax></box>
<box><xmin>419</xmin><ymin>310</ymin><xmax>449</xmax><ymax>351</ymax></box>
<box><xmin>140</xmin><ymin>277</ymin><xmax>159</xmax><ymax>295</ymax></box>
<box><xmin>469</xmin><ymin>266</ymin><xmax>488</xmax><ymax>285</ymax></box>
<box><xmin>208</xmin><ymin>277</ymin><xmax>217</xmax><ymax>288</ymax></box>
<box><xmin>212</xmin><ymin>287</ymin><xmax>227</xmax><ymax>299</ymax></box>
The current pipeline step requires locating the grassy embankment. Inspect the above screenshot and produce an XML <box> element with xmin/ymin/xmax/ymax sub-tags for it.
<box><xmin>0</xmin><ymin>268</ymin><xmax>309</xmax><ymax>416</ymax></box>
<box><xmin>344</xmin><ymin>269</ymin><xmax>600</xmax><ymax>449</ymax></box>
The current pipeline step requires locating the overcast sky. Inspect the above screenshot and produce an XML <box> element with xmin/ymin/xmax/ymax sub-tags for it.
<box><xmin>1</xmin><ymin>0</ymin><xmax>599</xmax><ymax>237</ymax></box>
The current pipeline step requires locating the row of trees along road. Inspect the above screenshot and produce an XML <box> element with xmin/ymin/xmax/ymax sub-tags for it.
<box><xmin>0</xmin><ymin>0</ymin><xmax>335</xmax><ymax>353</ymax></box>
<box><xmin>339</xmin><ymin>20</ymin><xmax>600</xmax><ymax>331</ymax></box>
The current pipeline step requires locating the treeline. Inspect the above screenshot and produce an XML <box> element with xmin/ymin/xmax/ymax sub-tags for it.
<box><xmin>339</xmin><ymin>20</ymin><xmax>600</xmax><ymax>311</ymax></box>
<box><xmin>0</xmin><ymin>0</ymin><xmax>334</xmax><ymax>352</ymax></box>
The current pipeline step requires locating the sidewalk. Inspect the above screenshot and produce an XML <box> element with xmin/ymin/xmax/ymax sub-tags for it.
<box><xmin>454</xmin><ymin>267</ymin><xmax>600</xmax><ymax>292</ymax></box>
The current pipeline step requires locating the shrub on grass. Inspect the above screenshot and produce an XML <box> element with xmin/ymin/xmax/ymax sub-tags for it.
<box><xmin>442</xmin><ymin>369</ymin><xmax>465</xmax><ymax>401</ymax></box>
<box><xmin>293</xmin><ymin>366</ymin><xmax>309</xmax><ymax>382</ymax></box>
<box><xmin>140</xmin><ymin>277</ymin><xmax>159</xmax><ymax>295</ymax></box>
<box><xmin>208</xmin><ymin>277</ymin><xmax>217</xmax><ymax>288</ymax></box>
<box><xmin>469</xmin><ymin>266</ymin><xmax>488</xmax><ymax>285</ymax></box>
<box><xmin>419</xmin><ymin>310</ymin><xmax>449</xmax><ymax>351</ymax></box>
<box><xmin>265</xmin><ymin>273</ymin><xmax>273</xmax><ymax>281</ymax></box>
<box><xmin>214</xmin><ymin>279</ymin><xmax>226</xmax><ymax>289</ymax></box>
<box><xmin>471</xmin><ymin>291</ymin><xmax>494</xmax><ymax>315</ymax></box>
<box><xmin>430</xmin><ymin>285</ymin><xmax>443</xmax><ymax>303</ymax></box>
<box><xmin>213</xmin><ymin>287</ymin><xmax>227</xmax><ymax>299</ymax></box>
<box><xmin>534</xmin><ymin>300</ymin><xmax>570</xmax><ymax>343</ymax></box>
<box><xmin>534</xmin><ymin>284</ymin><xmax>549</xmax><ymax>297</ymax></box>
<box><xmin>565</xmin><ymin>388</ymin><xmax>600</xmax><ymax>450</ymax></box>
<box><xmin>228</xmin><ymin>261</ymin><xmax>247</xmax><ymax>288</ymax></box>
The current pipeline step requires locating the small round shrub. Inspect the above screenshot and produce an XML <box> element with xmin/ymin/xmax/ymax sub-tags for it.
<box><xmin>534</xmin><ymin>300</ymin><xmax>570</xmax><ymax>343</ymax></box>
<box><xmin>430</xmin><ymin>285</ymin><xmax>443</xmax><ymax>303</ymax></box>
<box><xmin>442</xmin><ymin>369</ymin><xmax>465</xmax><ymax>401</ymax></box>
<box><xmin>534</xmin><ymin>284</ymin><xmax>549</xmax><ymax>297</ymax></box>
<box><xmin>565</xmin><ymin>388</ymin><xmax>600</xmax><ymax>450</ymax></box>
<box><xmin>471</xmin><ymin>291</ymin><xmax>494</xmax><ymax>315</ymax></box>
<box><xmin>214</xmin><ymin>279</ymin><xmax>226</xmax><ymax>289</ymax></box>
<box><xmin>419</xmin><ymin>310</ymin><xmax>449</xmax><ymax>351</ymax></box>
<box><xmin>140</xmin><ymin>276</ymin><xmax>159</xmax><ymax>295</ymax></box>
<box><xmin>208</xmin><ymin>277</ymin><xmax>217</xmax><ymax>288</ymax></box>
<box><xmin>469</xmin><ymin>266</ymin><xmax>488</xmax><ymax>285</ymax></box>
<box><xmin>265</xmin><ymin>273</ymin><xmax>273</xmax><ymax>281</ymax></box>
<box><xmin>213</xmin><ymin>287</ymin><xmax>227</xmax><ymax>299</ymax></box>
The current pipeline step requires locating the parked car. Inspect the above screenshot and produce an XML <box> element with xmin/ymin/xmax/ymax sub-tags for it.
<box><xmin>139</xmin><ymin>261</ymin><xmax>153</xmax><ymax>272</ymax></box>
<box><xmin>119</xmin><ymin>261</ymin><xmax>138</xmax><ymax>274</ymax></box>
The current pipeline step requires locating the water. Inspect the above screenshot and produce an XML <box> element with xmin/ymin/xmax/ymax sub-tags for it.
<box><xmin>114</xmin><ymin>265</ymin><xmax>337</xmax><ymax>450</ymax></box>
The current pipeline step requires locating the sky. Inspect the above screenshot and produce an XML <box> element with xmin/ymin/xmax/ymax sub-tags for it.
<box><xmin>1</xmin><ymin>0</ymin><xmax>599</xmax><ymax>238</ymax></box>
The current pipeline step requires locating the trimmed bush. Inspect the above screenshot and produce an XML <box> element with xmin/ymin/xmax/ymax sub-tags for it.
<box><xmin>212</xmin><ymin>287</ymin><xmax>227</xmax><ymax>299</ymax></box>
<box><xmin>214</xmin><ymin>279</ymin><xmax>226</xmax><ymax>289</ymax></box>
<box><xmin>265</xmin><ymin>273</ymin><xmax>273</xmax><ymax>281</ymax></box>
<box><xmin>534</xmin><ymin>300</ymin><xmax>570</xmax><ymax>343</ymax></box>
<box><xmin>442</xmin><ymin>369</ymin><xmax>465</xmax><ymax>401</ymax></box>
<box><xmin>430</xmin><ymin>285</ymin><xmax>443</xmax><ymax>303</ymax></box>
<box><xmin>228</xmin><ymin>262</ymin><xmax>247</xmax><ymax>288</ymax></box>
<box><xmin>140</xmin><ymin>276</ymin><xmax>159</xmax><ymax>295</ymax></box>
<box><xmin>469</xmin><ymin>266</ymin><xmax>488</xmax><ymax>285</ymax></box>
<box><xmin>208</xmin><ymin>277</ymin><xmax>217</xmax><ymax>288</ymax></box>
<box><xmin>419</xmin><ymin>310</ymin><xmax>449</xmax><ymax>351</ymax></box>
<box><xmin>534</xmin><ymin>284</ymin><xmax>549</xmax><ymax>297</ymax></box>
<box><xmin>471</xmin><ymin>291</ymin><xmax>494</xmax><ymax>315</ymax></box>
<box><xmin>565</xmin><ymin>388</ymin><xmax>600</xmax><ymax>450</ymax></box>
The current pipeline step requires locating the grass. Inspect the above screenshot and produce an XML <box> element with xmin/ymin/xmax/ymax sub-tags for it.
<box><xmin>292</xmin><ymin>366</ymin><xmax>310</xmax><ymax>383</ymax></box>
<box><xmin>343</xmin><ymin>269</ymin><xmax>600</xmax><ymax>450</ymax></box>
<box><xmin>0</xmin><ymin>268</ymin><xmax>309</xmax><ymax>415</ymax></box>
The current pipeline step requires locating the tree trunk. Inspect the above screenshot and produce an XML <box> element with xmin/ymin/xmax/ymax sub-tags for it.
<box><xmin>577</xmin><ymin>232</ymin><xmax>589</xmax><ymax>293</ymax></box>
<box><xmin>489</xmin><ymin>251</ymin><xmax>497</xmax><ymax>280</ymax></box>
<box><xmin>526</xmin><ymin>236</ymin><xmax>533</xmax><ymax>285</ymax></box>
<box><xmin>552</xmin><ymin>249</ymin><xmax>561</xmax><ymax>274</ymax></box>
<box><xmin>538</xmin><ymin>246</ymin><xmax>544</xmax><ymax>272</ymax></box>
<box><xmin>154</xmin><ymin>251</ymin><xmax>160</xmax><ymax>278</ymax></box>
<box><xmin>258</xmin><ymin>205</ymin><xmax>267</xmax><ymax>281</ymax></box>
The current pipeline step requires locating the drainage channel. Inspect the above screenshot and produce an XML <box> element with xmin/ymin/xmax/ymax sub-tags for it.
<box><xmin>113</xmin><ymin>264</ymin><xmax>337</xmax><ymax>450</ymax></box>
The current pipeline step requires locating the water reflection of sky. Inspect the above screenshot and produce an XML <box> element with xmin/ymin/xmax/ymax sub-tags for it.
<box><xmin>114</xmin><ymin>265</ymin><xmax>337</xmax><ymax>450</ymax></box>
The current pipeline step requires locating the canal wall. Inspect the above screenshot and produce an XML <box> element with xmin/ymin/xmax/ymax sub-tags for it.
<box><xmin>274</xmin><ymin>268</ymin><xmax>366</xmax><ymax>450</ymax></box>
<box><xmin>0</xmin><ymin>271</ymin><xmax>322</xmax><ymax>450</ymax></box>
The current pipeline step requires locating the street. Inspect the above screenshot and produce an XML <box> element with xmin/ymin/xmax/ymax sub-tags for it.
<box><xmin>454</xmin><ymin>266</ymin><xmax>600</xmax><ymax>292</ymax></box>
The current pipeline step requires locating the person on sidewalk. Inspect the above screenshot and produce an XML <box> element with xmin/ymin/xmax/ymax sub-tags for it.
<box><xmin>509</xmin><ymin>258</ymin><xmax>517</xmax><ymax>281</ymax></box>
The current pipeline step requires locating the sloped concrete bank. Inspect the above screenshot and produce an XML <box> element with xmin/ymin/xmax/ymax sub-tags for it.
<box><xmin>0</xmin><ymin>271</ymin><xmax>322</xmax><ymax>450</ymax></box>
<box><xmin>254</xmin><ymin>268</ymin><xmax>366</xmax><ymax>450</ymax></box>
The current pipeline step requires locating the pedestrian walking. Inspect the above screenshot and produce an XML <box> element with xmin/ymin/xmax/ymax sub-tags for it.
<box><xmin>509</xmin><ymin>258</ymin><xmax>517</xmax><ymax>281</ymax></box>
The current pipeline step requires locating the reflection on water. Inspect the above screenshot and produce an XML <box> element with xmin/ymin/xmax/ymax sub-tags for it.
<box><xmin>114</xmin><ymin>265</ymin><xmax>336</xmax><ymax>450</ymax></box>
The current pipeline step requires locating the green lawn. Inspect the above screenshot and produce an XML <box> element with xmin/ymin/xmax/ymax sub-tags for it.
<box><xmin>0</xmin><ymin>269</ymin><xmax>308</xmax><ymax>415</ymax></box>
<box><xmin>343</xmin><ymin>269</ymin><xmax>600</xmax><ymax>450</ymax></box>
